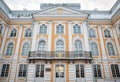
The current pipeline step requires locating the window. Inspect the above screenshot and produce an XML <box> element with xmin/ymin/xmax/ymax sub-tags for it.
<box><xmin>22</xmin><ymin>42</ymin><xmax>30</xmax><ymax>56</ymax></box>
<box><xmin>76</xmin><ymin>64</ymin><xmax>84</xmax><ymax>78</ymax></box>
<box><xmin>56</xmin><ymin>24</ymin><xmax>64</xmax><ymax>34</ymax></box>
<box><xmin>56</xmin><ymin>40</ymin><xmax>64</xmax><ymax>51</ymax></box>
<box><xmin>18</xmin><ymin>64</ymin><xmax>27</xmax><ymax>77</ymax></box>
<box><xmin>36</xmin><ymin>64</ymin><xmax>44</xmax><ymax>77</ymax></box>
<box><xmin>93</xmin><ymin>65</ymin><xmax>102</xmax><ymax>78</ymax></box>
<box><xmin>107</xmin><ymin>42</ymin><xmax>115</xmax><ymax>55</ymax></box>
<box><xmin>118</xmin><ymin>27</ymin><xmax>120</xmax><ymax>36</ymax></box>
<box><xmin>0</xmin><ymin>24</ymin><xmax>3</xmax><ymax>34</ymax></box>
<box><xmin>104</xmin><ymin>29</ymin><xmax>111</xmax><ymax>38</ymax></box>
<box><xmin>89</xmin><ymin>28</ymin><xmax>96</xmax><ymax>37</ymax></box>
<box><xmin>38</xmin><ymin>40</ymin><xmax>46</xmax><ymax>51</ymax></box>
<box><xmin>10</xmin><ymin>28</ymin><xmax>17</xmax><ymax>37</ymax></box>
<box><xmin>73</xmin><ymin>24</ymin><xmax>81</xmax><ymax>34</ymax></box>
<box><xmin>1</xmin><ymin>64</ymin><xmax>10</xmax><ymax>77</ymax></box>
<box><xmin>25</xmin><ymin>28</ymin><xmax>32</xmax><ymax>37</ymax></box>
<box><xmin>111</xmin><ymin>64</ymin><xmax>120</xmax><ymax>78</ymax></box>
<box><xmin>39</xmin><ymin>24</ymin><xmax>47</xmax><ymax>34</ymax></box>
<box><xmin>5</xmin><ymin>42</ymin><xmax>14</xmax><ymax>55</ymax></box>
<box><xmin>74</xmin><ymin>40</ymin><xmax>82</xmax><ymax>51</ymax></box>
<box><xmin>90</xmin><ymin>42</ymin><xmax>99</xmax><ymax>55</ymax></box>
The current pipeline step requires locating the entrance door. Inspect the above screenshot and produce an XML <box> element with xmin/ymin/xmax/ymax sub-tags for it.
<box><xmin>55</xmin><ymin>64</ymin><xmax>65</xmax><ymax>82</ymax></box>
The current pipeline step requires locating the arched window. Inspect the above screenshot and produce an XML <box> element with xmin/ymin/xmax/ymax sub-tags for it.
<box><xmin>89</xmin><ymin>28</ymin><xmax>96</xmax><ymax>37</ymax></box>
<box><xmin>25</xmin><ymin>28</ymin><xmax>32</xmax><ymax>37</ymax></box>
<box><xmin>73</xmin><ymin>24</ymin><xmax>81</xmax><ymax>34</ymax></box>
<box><xmin>0</xmin><ymin>24</ymin><xmax>3</xmax><ymax>34</ymax></box>
<box><xmin>56</xmin><ymin>24</ymin><xmax>64</xmax><ymax>34</ymax></box>
<box><xmin>74</xmin><ymin>40</ymin><xmax>82</xmax><ymax>51</ymax></box>
<box><xmin>39</xmin><ymin>24</ymin><xmax>47</xmax><ymax>34</ymax></box>
<box><xmin>38</xmin><ymin>40</ymin><xmax>46</xmax><ymax>51</ymax></box>
<box><xmin>90</xmin><ymin>42</ymin><xmax>99</xmax><ymax>55</ymax></box>
<box><xmin>104</xmin><ymin>29</ymin><xmax>111</xmax><ymax>38</ymax></box>
<box><xmin>10</xmin><ymin>28</ymin><xmax>17</xmax><ymax>37</ymax></box>
<box><xmin>22</xmin><ymin>42</ymin><xmax>30</xmax><ymax>55</ymax></box>
<box><xmin>56</xmin><ymin>40</ymin><xmax>64</xmax><ymax>51</ymax></box>
<box><xmin>107</xmin><ymin>42</ymin><xmax>115</xmax><ymax>55</ymax></box>
<box><xmin>111</xmin><ymin>64</ymin><xmax>120</xmax><ymax>78</ymax></box>
<box><xmin>5</xmin><ymin>42</ymin><xmax>14</xmax><ymax>55</ymax></box>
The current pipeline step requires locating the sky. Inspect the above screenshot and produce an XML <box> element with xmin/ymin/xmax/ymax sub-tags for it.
<box><xmin>4</xmin><ymin>0</ymin><xmax>117</xmax><ymax>10</ymax></box>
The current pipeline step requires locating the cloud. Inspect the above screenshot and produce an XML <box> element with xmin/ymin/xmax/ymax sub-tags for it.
<box><xmin>4</xmin><ymin>0</ymin><xmax>117</xmax><ymax>10</ymax></box>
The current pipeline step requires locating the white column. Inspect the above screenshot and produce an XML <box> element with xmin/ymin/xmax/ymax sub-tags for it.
<box><xmin>68</xmin><ymin>21</ymin><xmax>72</xmax><ymax>51</ymax></box>
<box><xmin>27</xmin><ymin>64</ymin><xmax>35</xmax><ymax>82</ymax></box>
<box><xmin>14</xmin><ymin>25</ymin><xmax>23</xmax><ymax>59</ymax></box>
<box><xmin>98</xmin><ymin>26</ymin><xmax>107</xmax><ymax>60</ymax></box>
<box><xmin>112</xmin><ymin>27</ymin><xmax>120</xmax><ymax>57</ymax></box>
<box><xmin>0</xmin><ymin>25</ymin><xmax>9</xmax><ymax>59</ymax></box>
<box><xmin>31</xmin><ymin>21</ymin><xmax>39</xmax><ymax>51</ymax></box>
<box><xmin>83</xmin><ymin>22</ymin><xmax>90</xmax><ymax>51</ymax></box>
<box><xmin>85</xmin><ymin>64</ymin><xmax>94</xmax><ymax>82</ymax></box>
<box><xmin>48</xmin><ymin>21</ymin><xmax>52</xmax><ymax>51</ymax></box>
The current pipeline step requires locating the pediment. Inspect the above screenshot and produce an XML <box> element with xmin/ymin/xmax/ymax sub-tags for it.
<box><xmin>34</xmin><ymin>6</ymin><xmax>88</xmax><ymax>16</ymax></box>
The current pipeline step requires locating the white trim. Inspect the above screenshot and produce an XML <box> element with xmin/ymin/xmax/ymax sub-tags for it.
<box><xmin>48</xmin><ymin>21</ymin><xmax>52</xmax><ymax>51</ymax></box>
<box><xmin>39</xmin><ymin>23</ymin><xmax>48</xmax><ymax>34</ymax></box>
<box><xmin>4</xmin><ymin>40</ymin><xmax>15</xmax><ymax>56</ymax></box>
<box><xmin>36</xmin><ymin>37</ymin><xmax>47</xmax><ymax>51</ymax></box>
<box><xmin>73</xmin><ymin>36</ymin><xmax>84</xmax><ymax>51</ymax></box>
<box><xmin>55</xmin><ymin>22</ymin><xmax>66</xmax><ymax>35</ymax></box>
<box><xmin>23</xmin><ymin>27</ymin><xmax>32</xmax><ymax>38</ymax></box>
<box><xmin>72</xmin><ymin>22</ymin><xmax>83</xmax><ymax>34</ymax></box>
<box><xmin>54</xmin><ymin>62</ymin><xmax>66</xmax><ymax>82</ymax></box>
<box><xmin>8</xmin><ymin>27</ymin><xmax>18</xmax><ymax>38</ymax></box>
<box><xmin>68</xmin><ymin>21</ymin><xmax>72</xmax><ymax>51</ymax></box>
<box><xmin>106</xmin><ymin>40</ymin><xmax>117</xmax><ymax>56</ymax></box>
<box><xmin>88</xmin><ymin>27</ymin><xmax>98</xmax><ymax>38</ymax></box>
<box><xmin>89</xmin><ymin>40</ymin><xmax>100</xmax><ymax>56</ymax></box>
<box><xmin>103</xmin><ymin>26</ymin><xmax>113</xmax><ymax>38</ymax></box>
<box><xmin>55</xmin><ymin>36</ymin><xmax>66</xmax><ymax>51</ymax></box>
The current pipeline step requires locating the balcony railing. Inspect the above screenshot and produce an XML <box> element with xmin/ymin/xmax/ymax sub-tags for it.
<box><xmin>28</xmin><ymin>51</ymin><xmax>92</xmax><ymax>60</ymax></box>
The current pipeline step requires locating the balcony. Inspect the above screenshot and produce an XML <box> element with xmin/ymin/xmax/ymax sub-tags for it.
<box><xmin>28</xmin><ymin>51</ymin><xmax>92</xmax><ymax>60</ymax></box>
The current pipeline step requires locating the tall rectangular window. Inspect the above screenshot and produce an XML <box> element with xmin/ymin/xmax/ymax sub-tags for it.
<box><xmin>1</xmin><ymin>64</ymin><xmax>10</xmax><ymax>77</ymax></box>
<box><xmin>76</xmin><ymin>65</ymin><xmax>84</xmax><ymax>78</ymax></box>
<box><xmin>93</xmin><ymin>65</ymin><xmax>102</xmax><ymax>78</ymax></box>
<box><xmin>18</xmin><ymin>64</ymin><xmax>27</xmax><ymax>77</ymax></box>
<box><xmin>36</xmin><ymin>64</ymin><xmax>44</xmax><ymax>77</ymax></box>
<box><xmin>0</xmin><ymin>24</ymin><xmax>3</xmax><ymax>34</ymax></box>
<box><xmin>111</xmin><ymin>64</ymin><xmax>120</xmax><ymax>78</ymax></box>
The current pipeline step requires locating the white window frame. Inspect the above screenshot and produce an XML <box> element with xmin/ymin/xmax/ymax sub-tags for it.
<box><xmin>5</xmin><ymin>42</ymin><xmax>14</xmax><ymax>56</ymax></box>
<box><xmin>107</xmin><ymin>42</ymin><xmax>116</xmax><ymax>56</ymax></box>
<box><xmin>55</xmin><ymin>23</ymin><xmax>65</xmax><ymax>35</ymax></box>
<box><xmin>74</xmin><ymin>40</ymin><xmax>82</xmax><ymax>51</ymax></box>
<box><xmin>0</xmin><ymin>64</ymin><xmax>10</xmax><ymax>77</ymax></box>
<box><xmin>18</xmin><ymin>64</ymin><xmax>27</xmax><ymax>77</ymax></box>
<box><xmin>0</xmin><ymin>24</ymin><xmax>3</xmax><ymax>35</ymax></box>
<box><xmin>93</xmin><ymin>64</ymin><xmax>102</xmax><ymax>78</ymax></box>
<box><xmin>21</xmin><ymin>42</ymin><xmax>30</xmax><ymax>56</ymax></box>
<box><xmin>90</xmin><ymin>42</ymin><xmax>99</xmax><ymax>56</ymax></box>
<box><xmin>73</xmin><ymin>24</ymin><xmax>81</xmax><ymax>34</ymax></box>
<box><xmin>39</xmin><ymin>24</ymin><xmax>48</xmax><ymax>34</ymax></box>
<box><xmin>38</xmin><ymin>40</ymin><xmax>46</xmax><ymax>51</ymax></box>
<box><xmin>24</xmin><ymin>28</ymin><xmax>32</xmax><ymax>37</ymax></box>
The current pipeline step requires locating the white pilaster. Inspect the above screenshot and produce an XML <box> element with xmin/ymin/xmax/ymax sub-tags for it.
<box><xmin>44</xmin><ymin>62</ymin><xmax>51</xmax><ymax>82</ymax></box>
<box><xmin>48</xmin><ymin>21</ymin><xmax>52</xmax><ymax>51</ymax></box>
<box><xmin>112</xmin><ymin>27</ymin><xmax>120</xmax><ymax>57</ymax></box>
<box><xmin>103</xmin><ymin>62</ymin><xmax>111</xmax><ymax>79</ymax></box>
<box><xmin>0</xmin><ymin>25</ymin><xmax>9</xmax><ymax>59</ymax></box>
<box><xmin>31</xmin><ymin>21</ymin><xmax>39</xmax><ymax>51</ymax></box>
<box><xmin>69</xmin><ymin>63</ymin><xmax>75</xmax><ymax>82</ymax></box>
<box><xmin>27</xmin><ymin>64</ymin><xmax>35</xmax><ymax>82</ymax></box>
<box><xmin>9</xmin><ymin>62</ymin><xmax>17</xmax><ymax>82</ymax></box>
<box><xmin>14</xmin><ymin>25</ymin><xmax>23</xmax><ymax>59</ymax></box>
<box><xmin>83</xmin><ymin>22</ymin><xmax>90</xmax><ymax>51</ymax></box>
<box><xmin>98</xmin><ymin>26</ymin><xmax>107</xmax><ymax>59</ymax></box>
<box><xmin>68</xmin><ymin>21</ymin><xmax>72</xmax><ymax>51</ymax></box>
<box><xmin>85</xmin><ymin>64</ymin><xmax>94</xmax><ymax>82</ymax></box>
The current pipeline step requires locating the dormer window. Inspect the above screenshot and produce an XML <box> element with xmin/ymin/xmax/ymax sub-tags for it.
<box><xmin>39</xmin><ymin>24</ymin><xmax>47</xmax><ymax>34</ymax></box>
<box><xmin>73</xmin><ymin>24</ymin><xmax>81</xmax><ymax>34</ymax></box>
<box><xmin>0</xmin><ymin>24</ymin><xmax>3</xmax><ymax>34</ymax></box>
<box><xmin>104</xmin><ymin>29</ymin><xmax>111</xmax><ymax>38</ymax></box>
<box><xmin>10</xmin><ymin>28</ymin><xmax>17</xmax><ymax>37</ymax></box>
<box><xmin>56</xmin><ymin>24</ymin><xmax>64</xmax><ymax>34</ymax></box>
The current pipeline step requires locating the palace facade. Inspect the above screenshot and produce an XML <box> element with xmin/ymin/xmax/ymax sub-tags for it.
<box><xmin>0</xmin><ymin>0</ymin><xmax>120</xmax><ymax>82</ymax></box>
